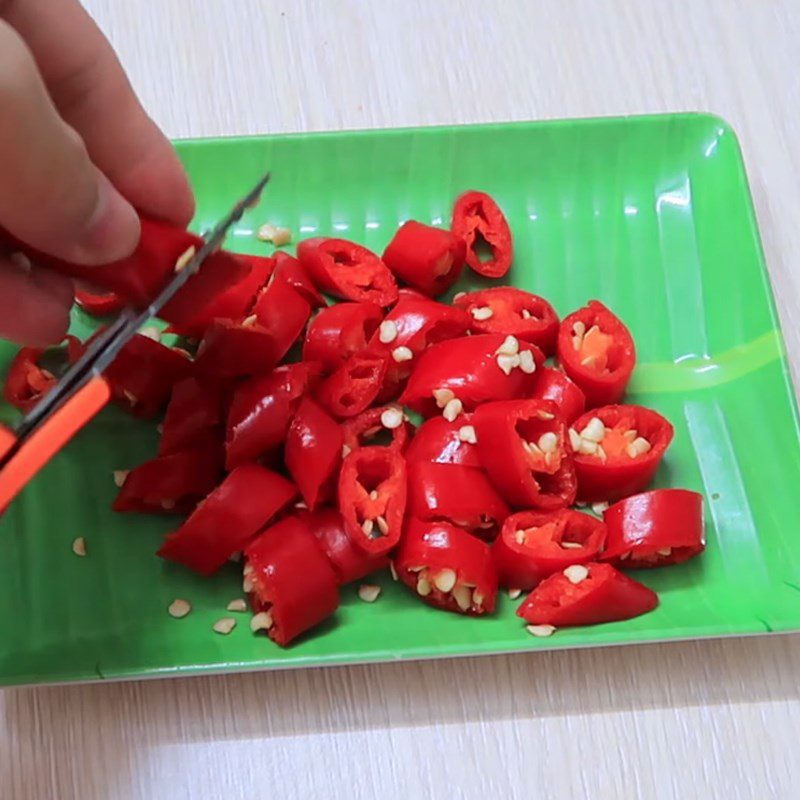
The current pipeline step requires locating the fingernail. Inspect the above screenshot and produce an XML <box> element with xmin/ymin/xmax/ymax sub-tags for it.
<box><xmin>74</xmin><ymin>171</ymin><xmax>141</xmax><ymax>265</ymax></box>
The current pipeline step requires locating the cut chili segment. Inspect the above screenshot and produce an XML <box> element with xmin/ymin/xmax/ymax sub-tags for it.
<box><xmin>157</xmin><ymin>464</ymin><xmax>298</xmax><ymax>576</ymax></box>
<box><xmin>305</xmin><ymin>508</ymin><xmax>389</xmax><ymax>585</ymax></box>
<box><xmin>250</xmin><ymin>271</ymin><xmax>313</xmax><ymax>364</ymax></box>
<box><xmin>529</xmin><ymin>366</ymin><xmax>586</xmax><ymax>425</ymax></box>
<box><xmin>338</xmin><ymin>445</ymin><xmax>407</xmax><ymax>555</ymax></box>
<box><xmin>601</xmin><ymin>489</ymin><xmax>704</xmax><ymax>568</ymax></box>
<box><xmin>316</xmin><ymin>350</ymin><xmax>389</xmax><ymax>419</ymax></box>
<box><xmin>226</xmin><ymin>362</ymin><xmax>320</xmax><ymax>469</ymax></box>
<box><xmin>557</xmin><ymin>300</ymin><xmax>635</xmax><ymax>407</ymax></box>
<box><xmin>516</xmin><ymin>562</ymin><xmax>658</xmax><ymax>627</ymax></box>
<box><xmin>400</xmin><ymin>334</ymin><xmax>543</xmax><ymax>416</ymax></box>
<box><xmin>568</xmin><ymin>404</ymin><xmax>674</xmax><ymax>502</ymax></box>
<box><xmin>473</xmin><ymin>398</ymin><xmax>577</xmax><ymax>509</ymax></box>
<box><xmin>193</xmin><ymin>318</ymin><xmax>278</xmax><ymax>379</ymax></box>
<box><xmin>493</xmin><ymin>509</ymin><xmax>606</xmax><ymax>590</ymax></box>
<box><xmin>113</xmin><ymin>437</ymin><xmax>223</xmax><ymax>515</ymax></box>
<box><xmin>269</xmin><ymin>251</ymin><xmax>326</xmax><ymax>308</ymax></box>
<box><xmin>451</xmin><ymin>190</ymin><xmax>513</xmax><ymax>278</ymax></box>
<box><xmin>303</xmin><ymin>301</ymin><xmax>384</xmax><ymax>374</ymax></box>
<box><xmin>405</xmin><ymin>413</ymin><xmax>482</xmax><ymax>469</ymax></box>
<box><xmin>395</xmin><ymin>518</ymin><xmax>498</xmax><ymax>615</ymax></box>
<box><xmin>341</xmin><ymin>405</ymin><xmax>413</xmax><ymax>454</ymax></box>
<box><xmin>158</xmin><ymin>376</ymin><xmax>226</xmax><ymax>457</ymax></box>
<box><xmin>407</xmin><ymin>461</ymin><xmax>509</xmax><ymax>540</ymax></box>
<box><xmin>284</xmin><ymin>397</ymin><xmax>343</xmax><ymax>510</ymax></box>
<box><xmin>382</xmin><ymin>220</ymin><xmax>466</xmax><ymax>297</ymax></box>
<box><xmin>297</xmin><ymin>237</ymin><xmax>398</xmax><ymax>306</ymax></box>
<box><xmin>244</xmin><ymin>515</ymin><xmax>340</xmax><ymax>646</ymax></box>
<box><xmin>75</xmin><ymin>288</ymin><xmax>124</xmax><ymax>317</ymax></box>
<box><xmin>453</xmin><ymin>287</ymin><xmax>559</xmax><ymax>355</ymax></box>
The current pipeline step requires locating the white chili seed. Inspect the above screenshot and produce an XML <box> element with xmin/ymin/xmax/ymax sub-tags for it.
<box><xmin>572</xmin><ymin>321</ymin><xmax>586</xmax><ymax>337</ymax></box>
<box><xmin>581</xmin><ymin>417</ymin><xmax>606</xmax><ymax>443</ymax></box>
<box><xmin>561</xmin><ymin>541</ymin><xmax>583</xmax><ymax>549</ymax></box>
<box><xmin>378</xmin><ymin>320</ymin><xmax>398</xmax><ymax>344</ymax></box>
<box><xmin>250</xmin><ymin>611</ymin><xmax>273</xmax><ymax>632</ymax></box>
<box><xmin>391</xmin><ymin>346</ymin><xmax>413</xmax><ymax>363</ymax></box>
<box><xmin>227</xmin><ymin>599</ymin><xmax>248</xmax><ymax>612</ymax></box>
<box><xmin>538</xmin><ymin>410</ymin><xmax>555</xmax><ymax>420</ymax></box>
<box><xmin>416</xmin><ymin>577</ymin><xmax>432</xmax><ymax>597</ymax></box>
<box><xmin>243</xmin><ymin>576</ymin><xmax>254</xmax><ymax>593</ymax></box>
<box><xmin>168</xmin><ymin>599</ymin><xmax>191</xmax><ymax>618</ymax></box>
<box><xmin>442</xmin><ymin>398</ymin><xmax>463</xmax><ymax>422</ymax></box>
<box><xmin>471</xmin><ymin>306</ymin><xmax>494</xmax><ymax>321</ymax></box>
<box><xmin>526</xmin><ymin>624</ymin><xmax>556</xmax><ymax>638</ymax></box>
<box><xmin>71</xmin><ymin>537</ymin><xmax>87</xmax><ymax>557</ymax></box>
<box><xmin>626</xmin><ymin>437</ymin><xmax>652</xmax><ymax>458</ymax></box>
<box><xmin>433</xmin><ymin>388</ymin><xmax>455</xmax><ymax>408</ymax></box>
<box><xmin>433</xmin><ymin>569</ymin><xmax>457</xmax><ymax>593</ymax></box>
<box><xmin>515</xmin><ymin>529</ymin><xmax>526</xmax><ymax>545</ymax></box>
<box><xmin>113</xmin><ymin>469</ymin><xmax>129</xmax><ymax>488</ymax></box>
<box><xmin>495</xmin><ymin>335</ymin><xmax>520</xmax><ymax>356</ymax></box>
<box><xmin>472</xmin><ymin>589</ymin><xmax>485</xmax><ymax>607</ymax></box>
<box><xmin>591</xmin><ymin>501</ymin><xmax>609</xmax><ymax>514</ymax></box>
<box><xmin>242</xmin><ymin>314</ymin><xmax>258</xmax><ymax>327</ymax></box>
<box><xmin>595</xmin><ymin>445</ymin><xmax>607</xmax><ymax>462</ymax></box>
<box><xmin>581</xmin><ymin>355</ymin><xmax>598</xmax><ymax>368</ymax></box>
<box><xmin>358</xmin><ymin>584</ymin><xmax>381</xmax><ymax>603</ymax></box>
<box><xmin>518</xmin><ymin>349</ymin><xmax>537</xmax><ymax>374</ymax></box>
<box><xmin>623</xmin><ymin>429</ymin><xmax>638</xmax><ymax>442</ymax></box>
<box><xmin>257</xmin><ymin>223</ymin><xmax>291</xmax><ymax>245</ymax></box>
<box><xmin>568</xmin><ymin>428</ymin><xmax>582</xmax><ymax>452</ymax></box>
<box><xmin>294</xmin><ymin>500</ymin><xmax>308</xmax><ymax>510</ymax></box>
<box><xmin>496</xmin><ymin>353</ymin><xmax>520</xmax><ymax>375</ymax></box>
<box><xmin>453</xmin><ymin>291</ymin><xmax>466</xmax><ymax>301</ymax></box>
<box><xmin>361</xmin><ymin>519</ymin><xmax>374</xmax><ymax>536</ymax></box>
<box><xmin>521</xmin><ymin>309</ymin><xmax>532</xmax><ymax>320</ymax></box>
<box><xmin>564</xmin><ymin>564</ymin><xmax>589</xmax><ymax>584</ymax></box>
<box><xmin>578</xmin><ymin>439</ymin><xmax>598</xmax><ymax>455</ymax></box>
<box><xmin>369</xmin><ymin>489</ymin><xmax>379</xmax><ymax>501</ymax></box>
<box><xmin>452</xmin><ymin>585</ymin><xmax>472</xmax><ymax>612</ymax></box>
<box><xmin>376</xmin><ymin>515</ymin><xmax>389</xmax><ymax>535</ymax></box>
<box><xmin>619</xmin><ymin>551</ymin><xmax>631</xmax><ymax>561</ymax></box>
<box><xmin>381</xmin><ymin>406</ymin><xmax>404</xmax><ymax>429</ymax></box>
<box><xmin>657</xmin><ymin>547</ymin><xmax>673</xmax><ymax>557</ymax></box>
<box><xmin>407</xmin><ymin>565</ymin><xmax>425</xmax><ymax>573</ymax></box>
<box><xmin>508</xmin><ymin>588</ymin><xmax>522</xmax><ymax>600</ymax></box>
<box><xmin>457</xmin><ymin>425</ymin><xmax>477</xmax><ymax>444</ymax></box>
<box><xmin>537</xmin><ymin>432</ymin><xmax>558</xmax><ymax>453</ymax></box>
<box><xmin>174</xmin><ymin>245</ymin><xmax>196</xmax><ymax>273</ymax></box>
<box><xmin>389</xmin><ymin>561</ymin><xmax>398</xmax><ymax>581</ymax></box>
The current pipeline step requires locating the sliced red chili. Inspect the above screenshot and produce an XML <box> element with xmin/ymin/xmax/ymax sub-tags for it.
<box><xmin>557</xmin><ymin>301</ymin><xmax>635</xmax><ymax>407</ymax></box>
<box><xmin>404</xmin><ymin>413</ymin><xmax>482</xmax><ymax>468</ymax></box>
<box><xmin>244</xmin><ymin>515</ymin><xmax>340</xmax><ymax>646</ymax></box>
<box><xmin>305</xmin><ymin>508</ymin><xmax>389</xmax><ymax>585</ymax></box>
<box><xmin>158</xmin><ymin>376</ymin><xmax>226</xmax><ymax>457</ymax></box>
<box><xmin>453</xmin><ymin>287</ymin><xmax>559</xmax><ymax>354</ymax></box>
<box><xmin>530</xmin><ymin>366</ymin><xmax>586</xmax><ymax>424</ymax></box>
<box><xmin>284</xmin><ymin>397</ymin><xmax>343</xmax><ymax>510</ymax></box>
<box><xmin>157</xmin><ymin>464</ymin><xmax>297</xmax><ymax>575</ymax></box>
<box><xmin>400</xmin><ymin>334</ymin><xmax>543</xmax><ymax>416</ymax></box>
<box><xmin>450</xmin><ymin>190</ymin><xmax>513</xmax><ymax>278</ymax></box>
<box><xmin>316</xmin><ymin>350</ymin><xmax>389</xmax><ymax>419</ymax></box>
<box><xmin>601</xmin><ymin>489</ymin><xmax>704</xmax><ymax>568</ymax></box>
<box><xmin>113</xmin><ymin>436</ymin><xmax>223</xmax><ymax>515</ymax></box>
<box><xmin>303</xmin><ymin>301</ymin><xmax>384</xmax><ymax>373</ymax></box>
<box><xmin>225</xmin><ymin>362</ymin><xmax>320</xmax><ymax>469</ymax></box>
<box><xmin>394</xmin><ymin>518</ymin><xmax>498</xmax><ymax>615</ymax></box>
<box><xmin>341</xmin><ymin>405</ymin><xmax>412</xmax><ymax>454</ymax></box>
<box><xmin>473</xmin><ymin>399</ymin><xmax>577</xmax><ymax>509</ymax></box>
<box><xmin>407</xmin><ymin>461</ymin><xmax>509</xmax><ymax>540</ymax></box>
<box><xmin>103</xmin><ymin>334</ymin><xmax>192</xmax><ymax>419</ymax></box>
<box><xmin>338</xmin><ymin>446</ymin><xmax>407</xmax><ymax>555</ymax></box>
<box><xmin>493</xmin><ymin>509</ymin><xmax>606</xmax><ymax>590</ymax></box>
<box><xmin>366</xmin><ymin>293</ymin><xmax>470</xmax><ymax>400</ymax></box>
<box><xmin>382</xmin><ymin>220</ymin><xmax>466</xmax><ymax>297</ymax></box>
<box><xmin>250</xmin><ymin>273</ymin><xmax>313</xmax><ymax>364</ymax></box>
<box><xmin>569</xmin><ymin>405</ymin><xmax>674</xmax><ymax>502</ymax></box>
<box><xmin>75</xmin><ymin>288</ymin><xmax>124</xmax><ymax>317</ymax></box>
<box><xmin>193</xmin><ymin>318</ymin><xmax>278</xmax><ymax>379</ymax></box>
<box><xmin>297</xmin><ymin>237</ymin><xmax>398</xmax><ymax>306</ymax></box>
<box><xmin>270</xmin><ymin>251</ymin><xmax>326</xmax><ymax>308</ymax></box>
<box><xmin>2</xmin><ymin>335</ymin><xmax>83</xmax><ymax>412</ymax></box>
<box><xmin>516</xmin><ymin>562</ymin><xmax>658</xmax><ymax>627</ymax></box>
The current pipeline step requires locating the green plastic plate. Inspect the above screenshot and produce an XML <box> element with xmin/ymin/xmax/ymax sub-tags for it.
<box><xmin>2</xmin><ymin>113</ymin><xmax>799</xmax><ymax>686</ymax></box>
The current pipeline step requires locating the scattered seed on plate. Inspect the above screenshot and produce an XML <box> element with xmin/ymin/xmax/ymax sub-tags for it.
<box><xmin>168</xmin><ymin>599</ymin><xmax>191</xmax><ymax>619</ymax></box>
<box><xmin>250</xmin><ymin>611</ymin><xmax>273</xmax><ymax>632</ymax></box>
<box><xmin>113</xmin><ymin>470</ymin><xmax>129</xmax><ymax>488</ymax></box>
<box><xmin>358</xmin><ymin>584</ymin><xmax>381</xmax><ymax>603</ymax></box>
<box><xmin>508</xmin><ymin>588</ymin><xmax>522</xmax><ymax>600</ymax></box>
<box><xmin>526</xmin><ymin>624</ymin><xmax>556</xmax><ymax>638</ymax></box>
<box><xmin>257</xmin><ymin>223</ymin><xmax>292</xmax><ymax>246</ymax></box>
<box><xmin>71</xmin><ymin>537</ymin><xmax>87</xmax><ymax>557</ymax></box>
<box><xmin>591</xmin><ymin>501</ymin><xmax>609</xmax><ymax>515</ymax></box>
<box><xmin>213</xmin><ymin>617</ymin><xmax>237</xmax><ymax>635</ymax></box>
<box><xmin>227</xmin><ymin>599</ymin><xmax>248</xmax><ymax>612</ymax></box>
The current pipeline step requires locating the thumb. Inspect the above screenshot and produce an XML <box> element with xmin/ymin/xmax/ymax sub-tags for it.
<box><xmin>0</xmin><ymin>21</ymin><xmax>140</xmax><ymax>266</ymax></box>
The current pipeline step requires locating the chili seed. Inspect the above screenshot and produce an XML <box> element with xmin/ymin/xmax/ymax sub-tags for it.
<box><xmin>518</xmin><ymin>349</ymin><xmax>537</xmax><ymax>374</ymax></box>
<box><xmin>381</xmin><ymin>406</ymin><xmax>404</xmax><ymax>429</ymax></box>
<box><xmin>580</xmin><ymin>417</ymin><xmax>605</xmax><ymax>443</ymax></box>
<box><xmin>433</xmin><ymin>569</ymin><xmax>457</xmax><ymax>593</ymax></box>
<box><xmin>563</xmin><ymin>564</ymin><xmax>589</xmax><ymax>584</ymax></box>
<box><xmin>433</xmin><ymin>388</ymin><xmax>455</xmax><ymax>408</ymax></box>
<box><xmin>526</xmin><ymin>624</ymin><xmax>556</xmax><ymax>637</ymax></box>
<box><xmin>572</xmin><ymin>321</ymin><xmax>586</xmax><ymax>337</ymax></box>
<box><xmin>521</xmin><ymin>309</ymin><xmax>532</xmax><ymax>320</ymax></box>
<box><xmin>657</xmin><ymin>547</ymin><xmax>672</xmax><ymax>557</ymax></box>
<box><xmin>361</xmin><ymin>519</ymin><xmax>374</xmax><ymax>536</ymax></box>
<box><xmin>442</xmin><ymin>398</ymin><xmax>463</xmax><ymax>422</ymax></box>
<box><xmin>376</xmin><ymin>515</ymin><xmax>389</xmax><ymax>535</ymax></box>
<box><xmin>626</xmin><ymin>437</ymin><xmax>652</xmax><ymax>458</ymax></box>
<box><xmin>515</xmin><ymin>529</ymin><xmax>526</xmax><ymax>545</ymax></box>
<box><xmin>508</xmin><ymin>588</ymin><xmax>522</xmax><ymax>600</ymax></box>
<box><xmin>578</xmin><ymin>439</ymin><xmax>598</xmax><ymax>455</ymax></box>
<box><xmin>389</xmin><ymin>561</ymin><xmax>398</xmax><ymax>581</ymax></box>
<box><xmin>369</xmin><ymin>490</ymin><xmax>379</xmax><ymax>501</ymax></box>
<box><xmin>568</xmin><ymin>428</ymin><xmax>582</xmax><ymax>451</ymax></box>
<box><xmin>537</xmin><ymin>432</ymin><xmax>558</xmax><ymax>453</ymax></box>
<box><xmin>242</xmin><ymin>314</ymin><xmax>258</xmax><ymax>327</ymax></box>
<box><xmin>452</xmin><ymin>585</ymin><xmax>472</xmax><ymax>611</ymax></box>
<box><xmin>496</xmin><ymin>353</ymin><xmax>521</xmax><ymax>375</ymax></box>
<box><xmin>378</xmin><ymin>320</ymin><xmax>398</xmax><ymax>344</ymax></box>
<box><xmin>453</xmin><ymin>292</ymin><xmax>466</xmax><ymax>301</ymax></box>
<box><xmin>71</xmin><ymin>537</ymin><xmax>87</xmax><ymax>557</ymax></box>
<box><xmin>472</xmin><ymin>589</ymin><xmax>484</xmax><ymax>607</ymax></box>
<box><xmin>495</xmin><ymin>335</ymin><xmax>520</xmax><ymax>356</ymax></box>
<box><xmin>416</xmin><ymin>576</ymin><xmax>432</xmax><ymax>597</ymax></box>
<box><xmin>471</xmin><ymin>306</ymin><xmax>493</xmax><ymax>321</ymax></box>
<box><xmin>168</xmin><ymin>599</ymin><xmax>191</xmax><ymax>618</ymax></box>
<box><xmin>113</xmin><ymin>469</ymin><xmax>129</xmax><ymax>488</ymax></box>
<box><xmin>561</xmin><ymin>541</ymin><xmax>583</xmax><ymax>550</ymax></box>
<box><xmin>250</xmin><ymin>610</ymin><xmax>273</xmax><ymax>631</ymax></box>
<box><xmin>227</xmin><ymin>599</ymin><xmax>248</xmax><ymax>612</ymax></box>
<box><xmin>591</xmin><ymin>501</ymin><xmax>609</xmax><ymax>514</ymax></box>
<box><xmin>174</xmin><ymin>245</ymin><xmax>196</xmax><ymax>273</ymax></box>
<box><xmin>358</xmin><ymin>584</ymin><xmax>381</xmax><ymax>603</ymax></box>
<box><xmin>391</xmin><ymin>346</ymin><xmax>413</xmax><ymax>363</ymax></box>
<box><xmin>457</xmin><ymin>425</ymin><xmax>477</xmax><ymax>444</ymax></box>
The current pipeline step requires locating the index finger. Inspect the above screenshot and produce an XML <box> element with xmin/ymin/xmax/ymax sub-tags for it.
<box><xmin>3</xmin><ymin>0</ymin><xmax>195</xmax><ymax>228</ymax></box>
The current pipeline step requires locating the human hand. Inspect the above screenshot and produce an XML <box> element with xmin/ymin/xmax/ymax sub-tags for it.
<box><xmin>0</xmin><ymin>0</ymin><xmax>194</xmax><ymax>346</ymax></box>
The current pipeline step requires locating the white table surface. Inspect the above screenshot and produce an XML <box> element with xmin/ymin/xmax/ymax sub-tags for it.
<box><xmin>2</xmin><ymin>2</ymin><xmax>800</xmax><ymax>798</ymax></box>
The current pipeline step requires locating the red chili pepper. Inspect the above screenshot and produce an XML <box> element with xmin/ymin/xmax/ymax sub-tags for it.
<box><xmin>382</xmin><ymin>220</ymin><xmax>466</xmax><ymax>297</ymax></box>
<box><xmin>407</xmin><ymin>461</ymin><xmax>510</xmax><ymax>540</ymax></box>
<box><xmin>284</xmin><ymin>397</ymin><xmax>343</xmax><ymax>510</ymax></box>
<box><xmin>601</xmin><ymin>489</ymin><xmax>705</xmax><ymax>568</ymax></box>
<box><xmin>297</xmin><ymin>237</ymin><xmax>398</xmax><ymax>306</ymax></box>
<box><xmin>453</xmin><ymin>287</ymin><xmax>559</xmax><ymax>354</ymax></box>
<box><xmin>113</xmin><ymin>436</ymin><xmax>223</xmax><ymax>515</ymax></box>
<box><xmin>493</xmin><ymin>509</ymin><xmax>606</xmax><ymax>590</ymax></box>
<box><xmin>193</xmin><ymin>318</ymin><xmax>278</xmax><ymax>379</ymax></box>
<box><xmin>165</xmin><ymin>253</ymin><xmax>274</xmax><ymax>338</ymax></box>
<box><xmin>400</xmin><ymin>334</ymin><xmax>543</xmax><ymax>416</ymax></box>
<box><xmin>530</xmin><ymin>367</ymin><xmax>586</xmax><ymax>424</ymax></box>
<box><xmin>303</xmin><ymin>301</ymin><xmax>384</xmax><ymax>373</ymax></box>
<box><xmin>367</xmin><ymin>293</ymin><xmax>471</xmax><ymax>399</ymax></box>
<box><xmin>75</xmin><ymin>288</ymin><xmax>124</xmax><ymax>317</ymax></box>
<box><xmin>305</xmin><ymin>508</ymin><xmax>389</xmax><ymax>584</ymax></box>
<box><xmin>244</xmin><ymin>515</ymin><xmax>340</xmax><ymax>646</ymax></box>
<box><xmin>394</xmin><ymin>519</ymin><xmax>498</xmax><ymax>615</ymax></box>
<box><xmin>568</xmin><ymin>405</ymin><xmax>674</xmax><ymax>503</ymax></box>
<box><xmin>516</xmin><ymin>562</ymin><xmax>658</xmax><ymax>627</ymax></box>
<box><xmin>338</xmin><ymin>445</ymin><xmax>407</xmax><ymax>555</ymax></box>
<box><xmin>158</xmin><ymin>464</ymin><xmax>298</xmax><ymax>575</ymax></box>
<box><xmin>404</xmin><ymin>413</ymin><xmax>481</xmax><ymax>468</ymax></box>
<box><xmin>473</xmin><ymin>399</ymin><xmax>577</xmax><ymax>509</ymax></box>
<box><xmin>450</xmin><ymin>190</ymin><xmax>513</xmax><ymax>278</ymax></box>
<box><xmin>250</xmin><ymin>275</ymin><xmax>313</xmax><ymax>364</ymax></box>
<box><xmin>158</xmin><ymin>376</ymin><xmax>226</xmax><ymax>457</ymax></box>
<box><xmin>103</xmin><ymin>334</ymin><xmax>192</xmax><ymax>419</ymax></box>
<box><xmin>341</xmin><ymin>405</ymin><xmax>412</xmax><ymax>454</ymax></box>
<box><xmin>557</xmin><ymin>301</ymin><xmax>636</xmax><ymax>407</ymax></box>
<box><xmin>270</xmin><ymin>252</ymin><xmax>326</xmax><ymax>308</ymax></box>
<box><xmin>225</xmin><ymin>362</ymin><xmax>320</xmax><ymax>469</ymax></box>
<box><xmin>2</xmin><ymin>335</ymin><xmax>83</xmax><ymax>412</ymax></box>
<box><xmin>316</xmin><ymin>350</ymin><xmax>389</xmax><ymax>419</ymax></box>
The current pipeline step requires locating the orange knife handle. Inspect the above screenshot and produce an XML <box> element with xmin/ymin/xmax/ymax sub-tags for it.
<box><xmin>0</xmin><ymin>376</ymin><xmax>111</xmax><ymax>514</ymax></box>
